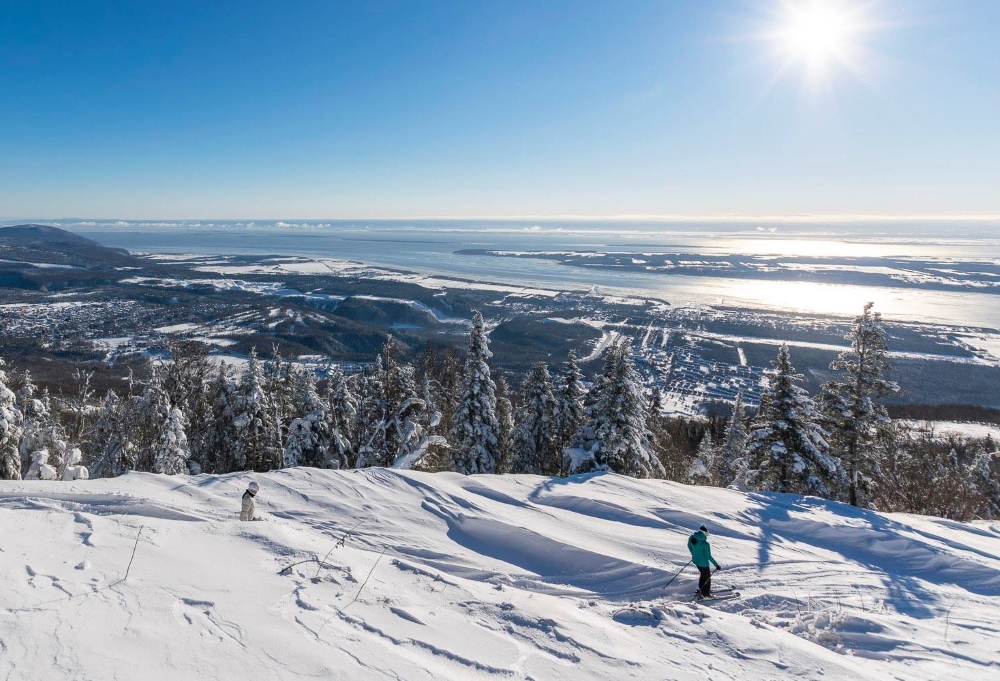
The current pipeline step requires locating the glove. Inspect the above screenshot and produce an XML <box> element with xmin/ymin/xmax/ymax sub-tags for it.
<box><xmin>715</xmin><ymin>565</ymin><xmax>723</xmax><ymax>571</ymax></box>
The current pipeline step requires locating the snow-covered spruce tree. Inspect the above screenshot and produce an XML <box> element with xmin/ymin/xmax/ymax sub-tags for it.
<box><xmin>720</xmin><ymin>391</ymin><xmax>750</xmax><ymax>488</ymax></box>
<box><xmin>355</xmin><ymin>337</ymin><xmax>444</xmax><ymax>469</ymax></box>
<box><xmin>86</xmin><ymin>391</ymin><xmax>136</xmax><ymax>478</ymax></box>
<box><xmin>387</xmin><ymin>395</ymin><xmax>448</xmax><ymax>470</ymax></box>
<box><xmin>283</xmin><ymin>414</ymin><xmax>321</xmax><ymax>468</ymax></box>
<box><xmin>421</xmin><ymin>346</ymin><xmax>463</xmax><ymax>442</ymax></box>
<box><xmin>689</xmin><ymin>430</ymin><xmax>721</xmax><ymax>486</ymax></box>
<box><xmin>324</xmin><ymin>365</ymin><xmax>358</xmax><ymax>469</ymax></box>
<box><xmin>61</xmin><ymin>447</ymin><xmax>88</xmax><ymax>480</ymax></box>
<box><xmin>569</xmin><ymin>341</ymin><xmax>664</xmax><ymax>478</ymax></box>
<box><xmin>494</xmin><ymin>372</ymin><xmax>514</xmax><ymax>474</ymax></box>
<box><xmin>354</xmin><ymin>355</ymin><xmax>386</xmax><ymax>467</ymax></box>
<box><xmin>384</xmin><ymin>345</ymin><xmax>447</xmax><ymax>470</ymax></box>
<box><xmin>15</xmin><ymin>370</ymin><xmax>40</xmax><ymax>417</ymax></box>
<box><xmin>357</xmin><ymin>338</ymin><xmax>410</xmax><ymax>467</ymax></box>
<box><xmin>450</xmin><ymin>311</ymin><xmax>502</xmax><ymax>474</ymax></box>
<box><xmin>154</xmin><ymin>406</ymin><xmax>191</xmax><ymax>475</ymax></box>
<box><xmin>511</xmin><ymin>362</ymin><xmax>560</xmax><ymax>475</ymax></box>
<box><xmin>0</xmin><ymin>359</ymin><xmax>24</xmax><ymax>480</ymax></box>
<box><xmin>406</xmin><ymin>369</ymin><xmax>449</xmax><ymax>472</ymax></box>
<box><xmin>648</xmin><ymin>386</ymin><xmax>663</xmax><ymax>414</ymax></box>
<box><xmin>160</xmin><ymin>342</ymin><xmax>215</xmax><ymax>473</ymax></box>
<box><xmin>378</xmin><ymin>337</ymin><xmax>420</xmax><ymax>466</ymax></box>
<box><xmin>819</xmin><ymin>302</ymin><xmax>900</xmax><ymax>507</ymax></box>
<box><xmin>25</xmin><ymin>449</ymin><xmax>57</xmax><ymax>480</ymax></box>
<box><xmin>747</xmin><ymin>344</ymin><xmax>842</xmax><ymax>496</ymax></box>
<box><xmin>18</xmin><ymin>374</ymin><xmax>55</xmax><ymax>476</ymax></box>
<box><xmin>17</xmin><ymin>368</ymin><xmax>73</xmax><ymax>481</ymax></box>
<box><xmin>130</xmin><ymin>363</ymin><xmax>173</xmax><ymax>471</ymax></box>
<box><xmin>234</xmin><ymin>349</ymin><xmax>281</xmax><ymax>471</ymax></box>
<box><xmin>264</xmin><ymin>347</ymin><xmax>295</xmax><ymax>461</ymax></box>
<box><xmin>968</xmin><ymin>447</ymin><xmax>999</xmax><ymax>519</ymax></box>
<box><xmin>204</xmin><ymin>363</ymin><xmax>239</xmax><ymax>473</ymax></box>
<box><xmin>283</xmin><ymin>369</ymin><xmax>335</xmax><ymax>468</ymax></box>
<box><xmin>18</xmin><ymin>385</ymin><xmax>75</xmax><ymax>479</ymax></box>
<box><xmin>553</xmin><ymin>350</ymin><xmax>586</xmax><ymax>453</ymax></box>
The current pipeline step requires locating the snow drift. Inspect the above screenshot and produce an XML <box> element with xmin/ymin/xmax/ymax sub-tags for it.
<box><xmin>1</xmin><ymin>470</ymin><xmax>998</xmax><ymax>680</ymax></box>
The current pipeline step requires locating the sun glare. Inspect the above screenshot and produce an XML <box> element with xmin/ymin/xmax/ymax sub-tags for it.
<box><xmin>784</xmin><ymin>4</ymin><xmax>851</xmax><ymax>59</ymax></box>
<box><xmin>767</xmin><ymin>0</ymin><xmax>870</xmax><ymax>82</ymax></box>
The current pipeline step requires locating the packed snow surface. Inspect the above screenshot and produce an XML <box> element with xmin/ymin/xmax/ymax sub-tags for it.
<box><xmin>2</xmin><ymin>470</ymin><xmax>999</xmax><ymax>680</ymax></box>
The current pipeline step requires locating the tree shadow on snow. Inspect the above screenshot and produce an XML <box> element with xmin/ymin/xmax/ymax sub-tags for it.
<box><xmin>744</xmin><ymin>492</ymin><xmax>1000</xmax><ymax>619</ymax></box>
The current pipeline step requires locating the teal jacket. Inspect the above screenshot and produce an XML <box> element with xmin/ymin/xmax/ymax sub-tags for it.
<box><xmin>688</xmin><ymin>530</ymin><xmax>719</xmax><ymax>569</ymax></box>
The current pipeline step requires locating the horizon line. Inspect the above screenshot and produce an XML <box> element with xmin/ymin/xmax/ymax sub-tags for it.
<box><xmin>3</xmin><ymin>213</ymin><xmax>1000</xmax><ymax>224</ymax></box>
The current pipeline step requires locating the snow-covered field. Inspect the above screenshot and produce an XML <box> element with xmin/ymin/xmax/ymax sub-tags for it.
<box><xmin>899</xmin><ymin>420</ymin><xmax>1000</xmax><ymax>441</ymax></box>
<box><xmin>2</xmin><ymin>470</ymin><xmax>998</xmax><ymax>680</ymax></box>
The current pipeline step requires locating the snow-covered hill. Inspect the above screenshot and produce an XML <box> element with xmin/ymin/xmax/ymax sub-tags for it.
<box><xmin>2</xmin><ymin>470</ymin><xmax>998</xmax><ymax>680</ymax></box>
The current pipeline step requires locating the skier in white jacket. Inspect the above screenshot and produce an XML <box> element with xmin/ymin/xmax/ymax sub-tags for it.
<box><xmin>240</xmin><ymin>482</ymin><xmax>260</xmax><ymax>521</ymax></box>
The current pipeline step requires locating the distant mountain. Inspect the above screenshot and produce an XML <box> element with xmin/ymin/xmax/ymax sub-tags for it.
<box><xmin>0</xmin><ymin>224</ymin><xmax>139</xmax><ymax>268</ymax></box>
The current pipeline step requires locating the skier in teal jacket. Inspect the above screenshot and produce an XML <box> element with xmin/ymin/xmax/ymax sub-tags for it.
<box><xmin>688</xmin><ymin>524</ymin><xmax>722</xmax><ymax>598</ymax></box>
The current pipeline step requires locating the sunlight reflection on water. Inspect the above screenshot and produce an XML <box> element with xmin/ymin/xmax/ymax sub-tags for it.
<box><xmin>74</xmin><ymin>223</ymin><xmax>1000</xmax><ymax>330</ymax></box>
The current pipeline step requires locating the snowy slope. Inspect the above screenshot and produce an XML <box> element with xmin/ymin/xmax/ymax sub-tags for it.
<box><xmin>1</xmin><ymin>470</ymin><xmax>999</xmax><ymax>680</ymax></box>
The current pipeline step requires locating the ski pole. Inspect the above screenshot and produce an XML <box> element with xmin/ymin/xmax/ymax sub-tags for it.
<box><xmin>663</xmin><ymin>560</ymin><xmax>691</xmax><ymax>589</ymax></box>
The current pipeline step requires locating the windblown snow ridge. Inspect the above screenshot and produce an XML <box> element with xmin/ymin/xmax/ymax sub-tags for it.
<box><xmin>1</xmin><ymin>469</ymin><xmax>998</xmax><ymax>680</ymax></box>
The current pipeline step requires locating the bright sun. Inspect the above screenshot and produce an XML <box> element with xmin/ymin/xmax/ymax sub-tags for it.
<box><xmin>785</xmin><ymin>6</ymin><xmax>849</xmax><ymax>57</ymax></box>
<box><xmin>772</xmin><ymin>0</ymin><xmax>867</xmax><ymax>77</ymax></box>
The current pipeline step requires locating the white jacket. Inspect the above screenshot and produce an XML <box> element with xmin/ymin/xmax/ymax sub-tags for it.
<box><xmin>240</xmin><ymin>490</ymin><xmax>257</xmax><ymax>521</ymax></box>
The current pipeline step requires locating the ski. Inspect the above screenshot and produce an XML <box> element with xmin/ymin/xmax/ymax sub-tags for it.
<box><xmin>693</xmin><ymin>592</ymin><xmax>740</xmax><ymax>603</ymax></box>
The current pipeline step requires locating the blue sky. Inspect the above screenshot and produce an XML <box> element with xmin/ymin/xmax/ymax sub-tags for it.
<box><xmin>1</xmin><ymin>0</ymin><xmax>998</xmax><ymax>219</ymax></box>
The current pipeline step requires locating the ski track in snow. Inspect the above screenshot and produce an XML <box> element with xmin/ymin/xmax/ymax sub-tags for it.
<box><xmin>1</xmin><ymin>469</ymin><xmax>999</xmax><ymax>680</ymax></box>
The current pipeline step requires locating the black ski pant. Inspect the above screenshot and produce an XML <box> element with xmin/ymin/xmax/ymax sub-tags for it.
<box><xmin>697</xmin><ymin>566</ymin><xmax>712</xmax><ymax>597</ymax></box>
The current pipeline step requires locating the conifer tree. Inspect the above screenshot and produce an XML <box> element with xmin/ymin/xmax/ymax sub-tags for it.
<box><xmin>234</xmin><ymin>349</ymin><xmax>280</xmax><ymax>471</ymax></box>
<box><xmin>61</xmin><ymin>447</ymin><xmax>89</xmax><ymax>480</ymax></box>
<box><xmin>358</xmin><ymin>338</ymin><xmax>411</xmax><ymax>466</ymax></box>
<box><xmin>19</xmin><ymin>374</ymin><xmax>56</xmax><ymax>478</ymax></box>
<box><xmin>25</xmin><ymin>449</ymin><xmax>57</xmax><ymax>480</ymax></box>
<box><xmin>0</xmin><ymin>359</ymin><xmax>24</xmax><ymax>480</ymax></box>
<box><xmin>88</xmin><ymin>391</ymin><xmax>136</xmax><ymax>478</ymax></box>
<box><xmin>819</xmin><ymin>302</ymin><xmax>899</xmax><ymax>506</ymax></box>
<box><xmin>355</xmin><ymin>337</ymin><xmax>442</xmax><ymax>469</ymax></box>
<box><xmin>968</xmin><ymin>448</ymin><xmax>999</xmax><ymax>519</ymax></box>
<box><xmin>283</xmin><ymin>369</ymin><xmax>332</xmax><ymax>468</ymax></box>
<box><xmin>689</xmin><ymin>430</ymin><xmax>721</xmax><ymax>486</ymax></box>
<box><xmin>511</xmin><ymin>363</ymin><xmax>560</xmax><ymax>475</ymax></box>
<box><xmin>205</xmin><ymin>363</ymin><xmax>239</xmax><ymax>473</ymax></box>
<box><xmin>264</xmin><ymin>347</ymin><xmax>295</xmax><ymax>460</ymax></box>
<box><xmin>154</xmin><ymin>406</ymin><xmax>191</xmax><ymax>475</ymax></box>
<box><xmin>324</xmin><ymin>366</ymin><xmax>358</xmax><ymax>469</ymax></box>
<box><xmin>553</xmin><ymin>350</ymin><xmax>586</xmax><ymax>453</ymax></box>
<box><xmin>161</xmin><ymin>343</ymin><xmax>215</xmax><ymax>473</ymax></box>
<box><xmin>648</xmin><ymin>386</ymin><xmax>663</xmax><ymax>414</ymax></box>
<box><xmin>129</xmin><ymin>363</ymin><xmax>172</xmax><ymax>471</ymax></box>
<box><xmin>494</xmin><ymin>372</ymin><xmax>514</xmax><ymax>473</ymax></box>
<box><xmin>570</xmin><ymin>342</ymin><xmax>664</xmax><ymax>478</ymax></box>
<box><xmin>450</xmin><ymin>311</ymin><xmax>502</xmax><ymax>474</ymax></box>
<box><xmin>354</xmin><ymin>355</ymin><xmax>386</xmax><ymax>467</ymax></box>
<box><xmin>748</xmin><ymin>344</ymin><xmax>842</xmax><ymax>496</ymax></box>
<box><xmin>720</xmin><ymin>390</ymin><xmax>749</xmax><ymax>487</ymax></box>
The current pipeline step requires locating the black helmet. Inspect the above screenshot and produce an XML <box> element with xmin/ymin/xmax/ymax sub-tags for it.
<box><xmin>699</xmin><ymin>524</ymin><xmax>709</xmax><ymax>533</ymax></box>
